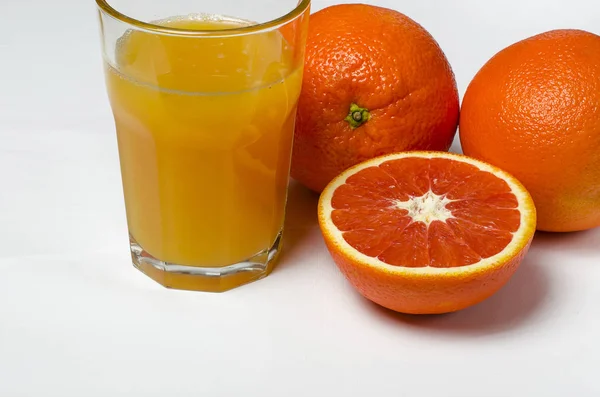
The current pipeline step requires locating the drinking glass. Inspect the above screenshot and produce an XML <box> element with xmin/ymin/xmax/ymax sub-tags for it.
<box><xmin>96</xmin><ymin>0</ymin><xmax>310</xmax><ymax>291</ymax></box>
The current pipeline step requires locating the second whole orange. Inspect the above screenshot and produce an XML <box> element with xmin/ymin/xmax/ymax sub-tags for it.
<box><xmin>291</xmin><ymin>4</ymin><xmax>460</xmax><ymax>193</ymax></box>
<box><xmin>460</xmin><ymin>29</ymin><xmax>600</xmax><ymax>232</ymax></box>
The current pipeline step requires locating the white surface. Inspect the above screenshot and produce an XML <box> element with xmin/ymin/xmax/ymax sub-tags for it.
<box><xmin>1</xmin><ymin>0</ymin><xmax>600</xmax><ymax>396</ymax></box>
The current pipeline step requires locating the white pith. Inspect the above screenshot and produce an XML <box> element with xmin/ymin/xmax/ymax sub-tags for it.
<box><xmin>395</xmin><ymin>190</ymin><xmax>455</xmax><ymax>226</ymax></box>
<box><xmin>319</xmin><ymin>152</ymin><xmax>537</xmax><ymax>276</ymax></box>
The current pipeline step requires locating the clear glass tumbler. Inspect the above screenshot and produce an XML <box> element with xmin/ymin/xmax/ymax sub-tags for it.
<box><xmin>96</xmin><ymin>0</ymin><xmax>310</xmax><ymax>291</ymax></box>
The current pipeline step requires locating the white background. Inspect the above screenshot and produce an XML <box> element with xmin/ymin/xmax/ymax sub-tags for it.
<box><xmin>1</xmin><ymin>0</ymin><xmax>600</xmax><ymax>396</ymax></box>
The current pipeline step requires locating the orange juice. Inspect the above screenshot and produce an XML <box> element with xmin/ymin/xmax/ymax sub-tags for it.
<box><xmin>104</xmin><ymin>16</ymin><xmax>302</xmax><ymax>270</ymax></box>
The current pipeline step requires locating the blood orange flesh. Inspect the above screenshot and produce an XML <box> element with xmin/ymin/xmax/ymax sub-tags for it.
<box><xmin>318</xmin><ymin>151</ymin><xmax>536</xmax><ymax>314</ymax></box>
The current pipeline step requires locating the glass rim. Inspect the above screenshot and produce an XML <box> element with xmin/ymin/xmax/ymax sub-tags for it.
<box><xmin>96</xmin><ymin>0</ymin><xmax>311</xmax><ymax>36</ymax></box>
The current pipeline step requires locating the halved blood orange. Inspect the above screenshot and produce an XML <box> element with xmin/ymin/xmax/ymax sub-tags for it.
<box><xmin>318</xmin><ymin>151</ymin><xmax>536</xmax><ymax>314</ymax></box>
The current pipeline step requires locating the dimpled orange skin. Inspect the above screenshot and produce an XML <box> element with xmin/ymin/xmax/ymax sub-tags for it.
<box><xmin>292</xmin><ymin>4</ymin><xmax>459</xmax><ymax>193</ymax></box>
<box><xmin>460</xmin><ymin>29</ymin><xmax>600</xmax><ymax>232</ymax></box>
<box><xmin>324</xmin><ymin>238</ymin><xmax>531</xmax><ymax>314</ymax></box>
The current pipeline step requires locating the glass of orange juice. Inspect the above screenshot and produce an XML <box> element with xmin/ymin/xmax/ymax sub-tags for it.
<box><xmin>96</xmin><ymin>0</ymin><xmax>310</xmax><ymax>291</ymax></box>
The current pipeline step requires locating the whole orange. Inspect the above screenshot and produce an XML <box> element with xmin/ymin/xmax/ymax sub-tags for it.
<box><xmin>460</xmin><ymin>29</ymin><xmax>600</xmax><ymax>232</ymax></box>
<box><xmin>291</xmin><ymin>4</ymin><xmax>459</xmax><ymax>193</ymax></box>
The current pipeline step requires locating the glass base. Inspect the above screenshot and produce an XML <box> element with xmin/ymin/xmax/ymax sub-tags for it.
<box><xmin>129</xmin><ymin>232</ymin><xmax>282</xmax><ymax>292</ymax></box>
